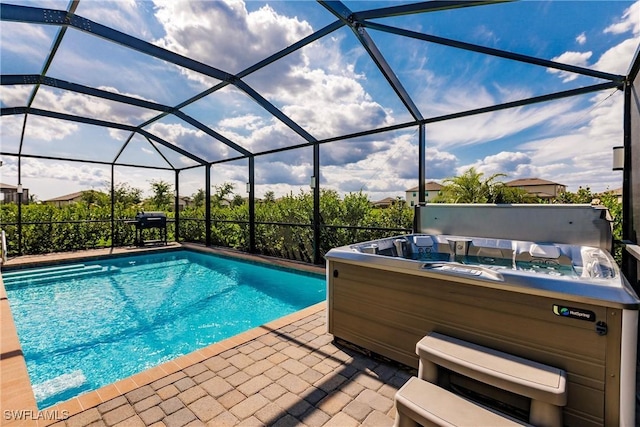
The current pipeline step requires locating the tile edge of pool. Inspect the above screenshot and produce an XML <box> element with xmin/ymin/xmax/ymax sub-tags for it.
<box><xmin>0</xmin><ymin>244</ymin><xmax>327</xmax><ymax>424</ymax></box>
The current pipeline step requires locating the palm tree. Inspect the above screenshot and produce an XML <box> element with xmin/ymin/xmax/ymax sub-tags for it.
<box><xmin>437</xmin><ymin>168</ymin><xmax>506</xmax><ymax>203</ymax></box>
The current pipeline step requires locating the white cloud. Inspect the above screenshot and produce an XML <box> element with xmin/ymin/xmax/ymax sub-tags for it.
<box><xmin>0</xmin><ymin>85</ymin><xmax>32</xmax><ymax>107</ymax></box>
<box><xmin>8</xmin><ymin>116</ymin><xmax>78</xmax><ymax>143</ymax></box>
<box><xmin>152</xmin><ymin>0</ymin><xmax>394</xmax><ymax>148</ymax></box>
<box><xmin>593</xmin><ymin>37</ymin><xmax>640</xmax><ymax>75</ymax></box>
<box><xmin>153</xmin><ymin>0</ymin><xmax>313</xmax><ymax>78</ymax></box>
<box><xmin>0</xmin><ymin>22</ymin><xmax>53</xmax><ymax>66</ymax></box>
<box><xmin>576</xmin><ymin>32</ymin><xmax>587</xmax><ymax>45</ymax></box>
<box><xmin>146</xmin><ymin>122</ymin><xmax>237</xmax><ymax>161</ymax></box>
<box><xmin>219</xmin><ymin>114</ymin><xmax>265</xmax><ymax>131</ymax></box>
<box><xmin>604</xmin><ymin>1</ymin><xmax>640</xmax><ymax>35</ymax></box>
<box><xmin>463</xmin><ymin>151</ymin><xmax>532</xmax><ymax>177</ymax></box>
<box><xmin>2</xmin><ymin>0</ymin><xmax>635</xmax><ymax>201</ymax></box>
<box><xmin>0</xmin><ymin>157</ymin><xmax>110</xmax><ymax>195</ymax></box>
<box><xmin>547</xmin><ymin>51</ymin><xmax>593</xmax><ymax>82</ymax></box>
<box><xmin>78</xmin><ymin>0</ymin><xmax>152</xmax><ymax>40</ymax></box>
<box><xmin>514</xmin><ymin>89</ymin><xmax>624</xmax><ymax>192</ymax></box>
<box><xmin>426</xmin><ymin>96</ymin><xmax>579</xmax><ymax>149</ymax></box>
<box><xmin>316</xmin><ymin>134</ymin><xmax>459</xmax><ymax>200</ymax></box>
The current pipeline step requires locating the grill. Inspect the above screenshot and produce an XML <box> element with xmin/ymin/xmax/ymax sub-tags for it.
<box><xmin>126</xmin><ymin>211</ymin><xmax>167</xmax><ymax>246</ymax></box>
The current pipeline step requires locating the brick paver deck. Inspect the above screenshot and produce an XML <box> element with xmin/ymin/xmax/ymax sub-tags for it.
<box><xmin>47</xmin><ymin>305</ymin><xmax>414</xmax><ymax>427</ymax></box>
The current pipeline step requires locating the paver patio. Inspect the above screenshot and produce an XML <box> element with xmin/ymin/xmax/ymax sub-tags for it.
<box><xmin>44</xmin><ymin>305</ymin><xmax>414</xmax><ymax>427</ymax></box>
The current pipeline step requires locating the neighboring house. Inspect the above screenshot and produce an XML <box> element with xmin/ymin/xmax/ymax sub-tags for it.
<box><xmin>45</xmin><ymin>191</ymin><xmax>87</xmax><ymax>207</ymax></box>
<box><xmin>405</xmin><ymin>181</ymin><xmax>443</xmax><ymax>207</ymax></box>
<box><xmin>178</xmin><ymin>196</ymin><xmax>192</xmax><ymax>211</ymax></box>
<box><xmin>504</xmin><ymin>178</ymin><xmax>566</xmax><ymax>200</ymax></box>
<box><xmin>0</xmin><ymin>183</ymin><xmax>29</xmax><ymax>204</ymax></box>
<box><xmin>371</xmin><ymin>197</ymin><xmax>402</xmax><ymax>209</ymax></box>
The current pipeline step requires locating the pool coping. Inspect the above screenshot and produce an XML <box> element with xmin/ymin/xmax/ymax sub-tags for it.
<box><xmin>0</xmin><ymin>244</ymin><xmax>326</xmax><ymax>426</ymax></box>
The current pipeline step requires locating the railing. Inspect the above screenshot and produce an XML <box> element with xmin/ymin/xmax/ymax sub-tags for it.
<box><xmin>1</xmin><ymin>217</ymin><xmax>412</xmax><ymax>265</ymax></box>
<box><xmin>0</xmin><ymin>219</ymin><xmax>176</xmax><ymax>255</ymax></box>
<box><xmin>1</xmin><ymin>230</ymin><xmax>7</xmax><ymax>264</ymax></box>
<box><xmin>179</xmin><ymin>217</ymin><xmax>411</xmax><ymax>263</ymax></box>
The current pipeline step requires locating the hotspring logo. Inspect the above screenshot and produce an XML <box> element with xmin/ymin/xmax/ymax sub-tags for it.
<box><xmin>553</xmin><ymin>305</ymin><xmax>595</xmax><ymax>322</ymax></box>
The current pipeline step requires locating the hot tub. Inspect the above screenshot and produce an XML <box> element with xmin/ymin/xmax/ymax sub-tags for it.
<box><xmin>325</xmin><ymin>204</ymin><xmax>639</xmax><ymax>427</ymax></box>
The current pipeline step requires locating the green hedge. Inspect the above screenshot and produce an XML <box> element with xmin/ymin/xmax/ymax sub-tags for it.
<box><xmin>0</xmin><ymin>190</ymin><xmax>412</xmax><ymax>262</ymax></box>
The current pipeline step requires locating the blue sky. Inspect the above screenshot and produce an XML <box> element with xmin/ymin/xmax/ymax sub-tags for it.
<box><xmin>1</xmin><ymin>0</ymin><xmax>639</xmax><ymax>201</ymax></box>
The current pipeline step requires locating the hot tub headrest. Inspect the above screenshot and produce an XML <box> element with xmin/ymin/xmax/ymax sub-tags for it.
<box><xmin>413</xmin><ymin>204</ymin><xmax>613</xmax><ymax>252</ymax></box>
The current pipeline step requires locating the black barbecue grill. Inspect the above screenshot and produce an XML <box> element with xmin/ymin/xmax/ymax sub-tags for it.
<box><xmin>126</xmin><ymin>211</ymin><xmax>167</xmax><ymax>246</ymax></box>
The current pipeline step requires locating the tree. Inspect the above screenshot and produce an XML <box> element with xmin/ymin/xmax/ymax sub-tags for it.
<box><xmin>488</xmin><ymin>183</ymin><xmax>533</xmax><ymax>204</ymax></box>
<box><xmin>212</xmin><ymin>182</ymin><xmax>235</xmax><ymax>207</ymax></box>
<box><xmin>231</xmin><ymin>194</ymin><xmax>245</xmax><ymax>207</ymax></box>
<box><xmin>111</xmin><ymin>183</ymin><xmax>142</xmax><ymax>207</ymax></box>
<box><xmin>263</xmin><ymin>191</ymin><xmax>276</xmax><ymax>203</ymax></box>
<box><xmin>81</xmin><ymin>190</ymin><xmax>109</xmax><ymax>207</ymax></box>
<box><xmin>192</xmin><ymin>189</ymin><xmax>205</xmax><ymax>208</ymax></box>
<box><xmin>554</xmin><ymin>186</ymin><xmax>593</xmax><ymax>204</ymax></box>
<box><xmin>149</xmin><ymin>179</ymin><xmax>173</xmax><ymax>210</ymax></box>
<box><xmin>436</xmin><ymin>168</ymin><xmax>506</xmax><ymax>203</ymax></box>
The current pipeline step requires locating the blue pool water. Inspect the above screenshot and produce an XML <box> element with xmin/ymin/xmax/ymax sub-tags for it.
<box><xmin>3</xmin><ymin>250</ymin><xmax>326</xmax><ymax>409</ymax></box>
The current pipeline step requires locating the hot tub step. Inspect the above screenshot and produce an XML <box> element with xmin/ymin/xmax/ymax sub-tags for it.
<box><xmin>416</xmin><ymin>332</ymin><xmax>567</xmax><ymax>427</ymax></box>
<box><xmin>394</xmin><ymin>377</ymin><xmax>531</xmax><ymax>427</ymax></box>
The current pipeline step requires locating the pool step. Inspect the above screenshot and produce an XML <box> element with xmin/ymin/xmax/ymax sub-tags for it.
<box><xmin>1</xmin><ymin>263</ymin><xmax>88</xmax><ymax>278</ymax></box>
<box><xmin>118</xmin><ymin>258</ymin><xmax>190</xmax><ymax>272</ymax></box>
<box><xmin>33</xmin><ymin>370</ymin><xmax>88</xmax><ymax>405</ymax></box>
<box><xmin>3</xmin><ymin>265</ymin><xmax>120</xmax><ymax>287</ymax></box>
<box><xmin>2</xmin><ymin>264</ymin><xmax>105</xmax><ymax>282</ymax></box>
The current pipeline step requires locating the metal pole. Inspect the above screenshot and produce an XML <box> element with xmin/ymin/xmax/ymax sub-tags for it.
<box><xmin>174</xmin><ymin>170</ymin><xmax>180</xmax><ymax>243</ymax></box>
<box><xmin>110</xmin><ymin>164</ymin><xmax>115</xmax><ymax>247</ymax></box>
<box><xmin>418</xmin><ymin>124</ymin><xmax>426</xmax><ymax>203</ymax></box>
<box><xmin>622</xmin><ymin>81</ymin><xmax>637</xmax><ymax>290</ymax></box>
<box><xmin>313</xmin><ymin>143</ymin><xmax>321</xmax><ymax>264</ymax></box>
<box><xmin>248</xmin><ymin>156</ymin><xmax>255</xmax><ymax>253</ymax></box>
<box><xmin>205</xmin><ymin>165</ymin><xmax>211</xmax><ymax>246</ymax></box>
<box><xmin>17</xmin><ymin>156</ymin><xmax>22</xmax><ymax>255</ymax></box>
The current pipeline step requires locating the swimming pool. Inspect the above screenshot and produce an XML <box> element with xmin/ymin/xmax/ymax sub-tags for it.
<box><xmin>3</xmin><ymin>250</ymin><xmax>326</xmax><ymax>409</ymax></box>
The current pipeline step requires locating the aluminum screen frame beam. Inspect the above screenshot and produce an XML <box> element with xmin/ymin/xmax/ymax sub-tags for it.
<box><xmin>0</xmin><ymin>152</ymin><xmax>175</xmax><ymax>171</ymax></box>
<box><xmin>2</xmin><ymin>107</ymin><xmax>208</xmax><ymax>166</ymax></box>
<box><xmin>2</xmin><ymin>74</ymin><xmax>172</xmax><ymax>113</ymax></box>
<box><xmin>352</xmin><ymin>0</ymin><xmax>512</xmax><ymax>20</ymax></box>
<box><xmin>319</xmin><ymin>1</ymin><xmax>424</xmax><ymax>121</ymax></box>
<box><xmin>2</xmin><ymin>75</ymin><xmax>253</xmax><ymax>158</ymax></box>
<box><xmin>364</xmin><ymin>21</ymin><xmax>625</xmax><ymax>83</ymax></box>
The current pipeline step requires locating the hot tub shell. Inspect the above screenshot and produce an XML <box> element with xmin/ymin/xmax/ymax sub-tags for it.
<box><xmin>325</xmin><ymin>204</ymin><xmax>639</xmax><ymax>427</ymax></box>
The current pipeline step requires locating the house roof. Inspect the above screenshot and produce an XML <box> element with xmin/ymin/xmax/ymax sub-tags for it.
<box><xmin>406</xmin><ymin>181</ymin><xmax>443</xmax><ymax>192</ymax></box>
<box><xmin>504</xmin><ymin>178</ymin><xmax>565</xmax><ymax>187</ymax></box>
<box><xmin>0</xmin><ymin>183</ymin><xmax>17</xmax><ymax>190</ymax></box>
<box><xmin>46</xmin><ymin>191</ymin><xmax>85</xmax><ymax>202</ymax></box>
<box><xmin>45</xmin><ymin>191</ymin><xmax>95</xmax><ymax>202</ymax></box>
<box><xmin>371</xmin><ymin>197</ymin><xmax>397</xmax><ymax>205</ymax></box>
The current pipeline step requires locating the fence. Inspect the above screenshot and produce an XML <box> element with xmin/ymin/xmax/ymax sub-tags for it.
<box><xmin>1</xmin><ymin>218</ymin><xmax>411</xmax><ymax>265</ymax></box>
